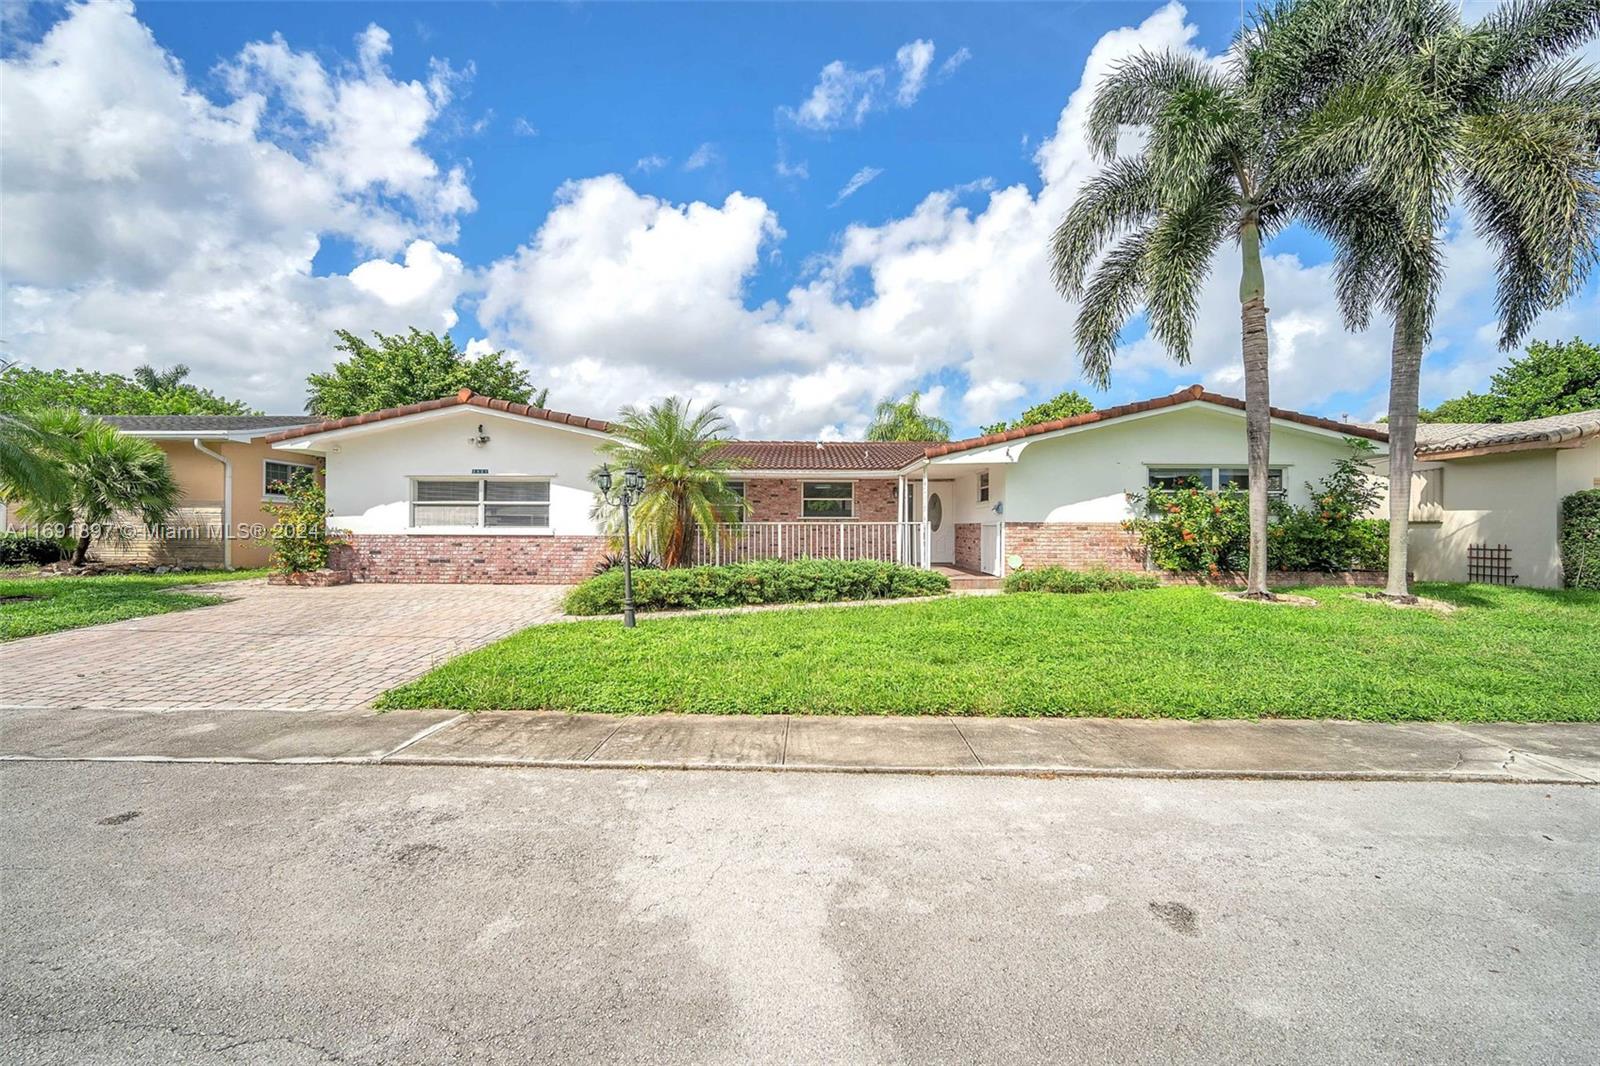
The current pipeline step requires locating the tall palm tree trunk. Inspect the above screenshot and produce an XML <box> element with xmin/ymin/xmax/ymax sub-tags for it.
<box><xmin>1239</xmin><ymin>218</ymin><xmax>1273</xmax><ymax>599</ymax></box>
<box><xmin>1384</xmin><ymin>315</ymin><xmax>1422</xmax><ymax>601</ymax></box>
<box><xmin>72</xmin><ymin>527</ymin><xmax>92</xmax><ymax>567</ymax></box>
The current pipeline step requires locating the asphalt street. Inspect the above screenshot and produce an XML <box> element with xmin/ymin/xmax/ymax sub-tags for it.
<box><xmin>2</xmin><ymin>763</ymin><xmax>1595</xmax><ymax>1064</ymax></box>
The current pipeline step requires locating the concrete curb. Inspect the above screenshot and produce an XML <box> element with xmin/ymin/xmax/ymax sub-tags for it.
<box><xmin>2</xmin><ymin>751</ymin><xmax>1591</xmax><ymax>785</ymax></box>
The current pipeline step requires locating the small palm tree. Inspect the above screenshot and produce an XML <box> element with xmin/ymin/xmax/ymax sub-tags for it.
<box><xmin>1284</xmin><ymin>0</ymin><xmax>1600</xmax><ymax>599</ymax></box>
<box><xmin>17</xmin><ymin>410</ymin><xmax>180</xmax><ymax>566</ymax></box>
<box><xmin>866</xmin><ymin>391</ymin><xmax>953</xmax><ymax>441</ymax></box>
<box><xmin>598</xmin><ymin>397</ymin><xmax>745</xmax><ymax>568</ymax></box>
<box><xmin>0</xmin><ymin>410</ymin><xmax>68</xmax><ymax>505</ymax></box>
<box><xmin>1051</xmin><ymin>5</ymin><xmax>1344</xmax><ymax>598</ymax></box>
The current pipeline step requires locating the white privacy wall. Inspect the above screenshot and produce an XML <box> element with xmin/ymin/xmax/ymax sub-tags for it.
<box><xmin>291</xmin><ymin>408</ymin><xmax>610</xmax><ymax>535</ymax></box>
<box><xmin>1409</xmin><ymin>442</ymin><xmax>1599</xmax><ymax>588</ymax></box>
<box><xmin>997</xmin><ymin>404</ymin><xmax>1374</xmax><ymax>523</ymax></box>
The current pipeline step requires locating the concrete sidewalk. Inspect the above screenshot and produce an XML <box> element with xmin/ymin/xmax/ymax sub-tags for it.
<box><xmin>4</xmin><ymin>705</ymin><xmax>1597</xmax><ymax>784</ymax></box>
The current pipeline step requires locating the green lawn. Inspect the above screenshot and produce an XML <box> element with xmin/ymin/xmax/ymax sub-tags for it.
<box><xmin>378</xmin><ymin>584</ymin><xmax>1600</xmax><ymax>721</ymax></box>
<box><xmin>0</xmin><ymin>570</ymin><xmax>268</xmax><ymax>641</ymax></box>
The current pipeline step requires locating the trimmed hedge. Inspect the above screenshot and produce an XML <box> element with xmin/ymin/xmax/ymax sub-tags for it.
<box><xmin>1560</xmin><ymin>489</ymin><xmax>1600</xmax><ymax>590</ymax></box>
<box><xmin>0</xmin><ymin>532</ymin><xmax>66</xmax><ymax>567</ymax></box>
<box><xmin>1003</xmin><ymin>566</ymin><xmax>1160</xmax><ymax>594</ymax></box>
<box><xmin>563</xmin><ymin>559</ymin><xmax>951</xmax><ymax>616</ymax></box>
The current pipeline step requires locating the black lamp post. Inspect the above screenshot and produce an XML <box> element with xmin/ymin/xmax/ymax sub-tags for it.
<box><xmin>595</xmin><ymin>463</ymin><xmax>645</xmax><ymax>627</ymax></box>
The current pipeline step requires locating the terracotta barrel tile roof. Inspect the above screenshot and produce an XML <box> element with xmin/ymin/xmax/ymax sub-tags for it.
<box><xmin>923</xmin><ymin>384</ymin><xmax>1388</xmax><ymax>458</ymax></box>
<box><xmin>1412</xmin><ymin>410</ymin><xmax>1600</xmax><ymax>456</ymax></box>
<box><xmin>715</xmin><ymin>440</ymin><xmax>932</xmax><ymax>471</ymax></box>
<box><xmin>265</xmin><ymin>388</ymin><xmax>611</xmax><ymax>443</ymax></box>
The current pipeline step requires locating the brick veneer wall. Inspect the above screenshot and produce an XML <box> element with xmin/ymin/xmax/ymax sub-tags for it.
<box><xmin>954</xmin><ymin>522</ymin><xmax>982</xmax><ymax>571</ymax></box>
<box><xmin>333</xmin><ymin>533</ymin><xmax>611</xmax><ymax>584</ymax></box>
<box><xmin>1003</xmin><ymin>522</ymin><xmax>1148</xmax><ymax>572</ymax></box>
<box><xmin>90</xmin><ymin>505</ymin><xmax>226</xmax><ymax>568</ymax></box>
<box><xmin>738</xmin><ymin>477</ymin><xmax>900</xmax><ymax>521</ymax></box>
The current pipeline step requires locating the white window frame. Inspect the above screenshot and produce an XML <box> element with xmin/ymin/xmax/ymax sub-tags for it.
<box><xmin>725</xmin><ymin>480</ymin><xmax>749</xmax><ymax>520</ymax></box>
<box><xmin>800</xmin><ymin>480</ymin><xmax>855</xmax><ymax>520</ymax></box>
<box><xmin>1146</xmin><ymin>464</ymin><xmax>1288</xmax><ymax>498</ymax></box>
<box><xmin>977</xmin><ymin>471</ymin><xmax>990</xmax><ymax>503</ymax></box>
<box><xmin>408</xmin><ymin>476</ymin><xmax>552</xmax><ymax>532</ymax></box>
<box><xmin>263</xmin><ymin>459</ymin><xmax>318</xmax><ymax>501</ymax></box>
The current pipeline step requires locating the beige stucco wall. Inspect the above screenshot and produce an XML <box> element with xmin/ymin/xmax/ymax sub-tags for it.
<box><xmin>91</xmin><ymin>437</ymin><xmax>320</xmax><ymax>569</ymax></box>
<box><xmin>1408</xmin><ymin>441</ymin><xmax>1598</xmax><ymax>588</ymax></box>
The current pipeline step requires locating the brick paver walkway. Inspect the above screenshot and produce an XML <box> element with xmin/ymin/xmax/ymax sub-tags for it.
<box><xmin>0</xmin><ymin>581</ymin><xmax>568</xmax><ymax>712</ymax></box>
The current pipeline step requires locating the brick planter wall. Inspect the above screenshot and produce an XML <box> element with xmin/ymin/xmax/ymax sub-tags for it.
<box><xmin>954</xmin><ymin>523</ymin><xmax>982</xmax><ymax>571</ymax></box>
<box><xmin>333</xmin><ymin>533</ymin><xmax>610</xmax><ymax>584</ymax></box>
<box><xmin>1160</xmin><ymin>570</ymin><xmax>1387</xmax><ymax>588</ymax></box>
<box><xmin>1003</xmin><ymin>522</ymin><xmax>1147</xmax><ymax>571</ymax></box>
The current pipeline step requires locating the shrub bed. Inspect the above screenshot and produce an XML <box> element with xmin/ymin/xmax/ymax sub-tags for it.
<box><xmin>563</xmin><ymin>559</ymin><xmax>951</xmax><ymax>615</ymax></box>
<box><xmin>1560</xmin><ymin>489</ymin><xmax>1600</xmax><ymax>590</ymax></box>
<box><xmin>1003</xmin><ymin>566</ymin><xmax>1159</xmax><ymax>594</ymax></box>
<box><xmin>1125</xmin><ymin>440</ymin><xmax>1388</xmax><ymax>575</ymax></box>
<box><xmin>0</xmin><ymin>532</ymin><xmax>66</xmax><ymax>567</ymax></box>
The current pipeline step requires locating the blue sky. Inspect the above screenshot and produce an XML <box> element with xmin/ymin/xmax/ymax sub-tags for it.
<box><xmin>3</xmin><ymin>1</ymin><xmax>1595</xmax><ymax>437</ymax></box>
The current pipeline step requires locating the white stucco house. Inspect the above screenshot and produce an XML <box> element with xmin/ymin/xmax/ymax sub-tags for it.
<box><xmin>265</xmin><ymin>384</ymin><xmax>1390</xmax><ymax>584</ymax></box>
<box><xmin>1400</xmin><ymin>411</ymin><xmax>1600</xmax><ymax>588</ymax></box>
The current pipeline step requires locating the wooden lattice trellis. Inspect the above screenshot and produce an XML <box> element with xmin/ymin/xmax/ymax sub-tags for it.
<box><xmin>1467</xmin><ymin>543</ymin><xmax>1518</xmax><ymax>586</ymax></box>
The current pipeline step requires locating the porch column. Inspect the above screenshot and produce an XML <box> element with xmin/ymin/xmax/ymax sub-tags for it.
<box><xmin>920</xmin><ymin>467</ymin><xmax>931</xmax><ymax>570</ymax></box>
<box><xmin>896</xmin><ymin>474</ymin><xmax>907</xmax><ymax>563</ymax></box>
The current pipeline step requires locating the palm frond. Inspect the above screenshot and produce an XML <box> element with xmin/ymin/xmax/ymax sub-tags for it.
<box><xmin>1476</xmin><ymin>0</ymin><xmax>1600</xmax><ymax>92</ymax></box>
<box><xmin>1074</xmin><ymin>228</ymin><xmax>1152</xmax><ymax>388</ymax></box>
<box><xmin>1086</xmin><ymin>51</ymin><xmax>1231</xmax><ymax>160</ymax></box>
<box><xmin>1049</xmin><ymin>157</ymin><xmax>1158</xmax><ymax>297</ymax></box>
<box><xmin>1140</xmin><ymin>173</ymin><xmax>1235</xmax><ymax>362</ymax></box>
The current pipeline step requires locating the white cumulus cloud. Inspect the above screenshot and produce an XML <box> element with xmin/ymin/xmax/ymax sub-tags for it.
<box><xmin>0</xmin><ymin>1</ymin><xmax>473</xmax><ymax>412</ymax></box>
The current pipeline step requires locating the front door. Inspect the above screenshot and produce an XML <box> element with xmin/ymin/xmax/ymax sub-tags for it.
<box><xmin>912</xmin><ymin>482</ymin><xmax>957</xmax><ymax>564</ymax></box>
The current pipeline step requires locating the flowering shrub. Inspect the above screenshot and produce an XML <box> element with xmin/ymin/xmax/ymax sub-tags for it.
<box><xmin>260</xmin><ymin>469</ymin><xmax>341</xmax><ymax>575</ymax></box>
<box><xmin>1124</xmin><ymin>480</ymin><xmax>1251</xmax><ymax>575</ymax></box>
<box><xmin>1125</xmin><ymin>440</ymin><xmax>1386</xmax><ymax>575</ymax></box>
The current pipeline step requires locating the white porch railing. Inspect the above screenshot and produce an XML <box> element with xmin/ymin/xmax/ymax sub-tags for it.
<box><xmin>690</xmin><ymin>521</ymin><xmax>925</xmax><ymax>567</ymax></box>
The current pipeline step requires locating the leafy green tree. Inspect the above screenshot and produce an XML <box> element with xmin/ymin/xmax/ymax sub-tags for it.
<box><xmin>1051</xmin><ymin>3</ymin><xmax>1344</xmax><ymax>599</ymax></box>
<box><xmin>131</xmin><ymin>363</ymin><xmax>192</xmax><ymax>393</ymax></box>
<box><xmin>596</xmin><ymin>398</ymin><xmax>745</xmax><ymax>568</ymax></box>
<box><xmin>16</xmin><ymin>410</ymin><xmax>180</xmax><ymax>566</ymax></box>
<box><xmin>1284</xmin><ymin>0</ymin><xmax>1599</xmax><ymax>599</ymax></box>
<box><xmin>980</xmin><ymin>389</ymin><xmax>1096</xmax><ymax>435</ymax></box>
<box><xmin>865</xmin><ymin>391</ymin><xmax>952</xmax><ymax>441</ymax></box>
<box><xmin>0</xmin><ymin>365</ymin><xmax>254</xmax><ymax>415</ymax></box>
<box><xmin>306</xmin><ymin>329</ymin><xmax>544</xmax><ymax>417</ymax></box>
<box><xmin>1421</xmin><ymin>338</ymin><xmax>1600</xmax><ymax>422</ymax></box>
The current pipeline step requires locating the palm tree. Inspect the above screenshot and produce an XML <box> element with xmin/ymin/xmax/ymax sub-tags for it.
<box><xmin>1050</xmin><ymin>6</ymin><xmax>1344</xmax><ymax>598</ymax></box>
<box><xmin>16</xmin><ymin>410</ymin><xmax>180</xmax><ymax>566</ymax></box>
<box><xmin>132</xmin><ymin>363</ymin><xmax>191</xmax><ymax>392</ymax></box>
<box><xmin>1284</xmin><ymin>0</ymin><xmax>1600</xmax><ymax>599</ymax></box>
<box><xmin>865</xmin><ymin>391</ymin><xmax>953</xmax><ymax>441</ymax></box>
<box><xmin>0</xmin><ymin>410</ymin><xmax>68</xmax><ymax>505</ymax></box>
<box><xmin>598</xmin><ymin>397</ymin><xmax>745</xmax><ymax>568</ymax></box>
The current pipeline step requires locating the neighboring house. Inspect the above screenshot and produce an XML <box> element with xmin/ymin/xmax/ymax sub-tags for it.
<box><xmin>93</xmin><ymin>415</ymin><xmax>321</xmax><ymax>568</ymax></box>
<box><xmin>266</xmin><ymin>384</ymin><xmax>1388</xmax><ymax>583</ymax></box>
<box><xmin>1400</xmin><ymin>411</ymin><xmax>1600</xmax><ymax>588</ymax></box>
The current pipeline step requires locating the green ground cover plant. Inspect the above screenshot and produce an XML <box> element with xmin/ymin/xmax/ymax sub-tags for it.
<box><xmin>381</xmin><ymin>584</ymin><xmax>1600</xmax><ymax>721</ymax></box>
<box><xmin>0</xmin><ymin>570</ymin><xmax>266</xmax><ymax>641</ymax></box>
<box><xmin>563</xmin><ymin>559</ymin><xmax>950</xmax><ymax>615</ymax></box>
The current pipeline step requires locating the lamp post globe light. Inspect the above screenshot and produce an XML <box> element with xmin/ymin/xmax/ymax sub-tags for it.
<box><xmin>594</xmin><ymin>463</ymin><xmax>645</xmax><ymax>627</ymax></box>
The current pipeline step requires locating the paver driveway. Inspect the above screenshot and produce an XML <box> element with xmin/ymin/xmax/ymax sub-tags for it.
<box><xmin>0</xmin><ymin>581</ymin><xmax>568</xmax><ymax>712</ymax></box>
